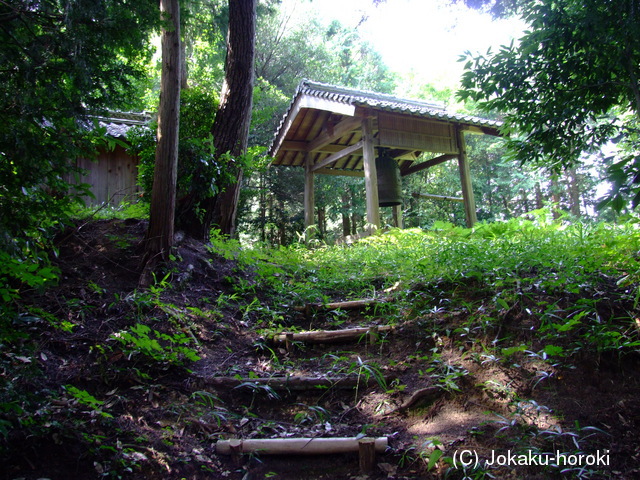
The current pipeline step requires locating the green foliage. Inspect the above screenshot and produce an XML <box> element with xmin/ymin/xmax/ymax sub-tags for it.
<box><xmin>237</xmin><ymin>214</ymin><xmax>640</xmax><ymax>376</ymax></box>
<box><xmin>458</xmin><ymin>0</ymin><xmax>640</xmax><ymax>210</ymax></box>
<box><xmin>0</xmin><ymin>250</ymin><xmax>59</xmax><ymax>303</ymax></box>
<box><xmin>0</xmin><ymin>0</ymin><xmax>158</xmax><ymax>327</ymax></box>
<box><xmin>421</xmin><ymin>352</ymin><xmax>469</xmax><ymax>393</ymax></box>
<box><xmin>65</xmin><ymin>386</ymin><xmax>113</xmax><ymax>419</ymax></box>
<box><xmin>111</xmin><ymin>323</ymin><xmax>200</xmax><ymax>368</ymax></box>
<box><xmin>129</xmin><ymin>86</ymin><xmax>269</xmax><ymax>235</ymax></box>
<box><xmin>131</xmin><ymin>87</ymin><xmax>220</xmax><ymax>202</ymax></box>
<box><xmin>1</xmin><ymin>0</ymin><xmax>157</xmax><ymax>230</ymax></box>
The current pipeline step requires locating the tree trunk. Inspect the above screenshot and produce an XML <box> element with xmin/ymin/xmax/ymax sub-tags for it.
<box><xmin>342</xmin><ymin>213</ymin><xmax>351</xmax><ymax>238</ymax></box>
<box><xmin>317</xmin><ymin>205</ymin><xmax>326</xmax><ymax>239</ymax></box>
<box><xmin>259</xmin><ymin>172</ymin><xmax>266</xmax><ymax>242</ymax></box>
<box><xmin>550</xmin><ymin>173</ymin><xmax>562</xmax><ymax>219</ymax></box>
<box><xmin>342</xmin><ymin>191</ymin><xmax>351</xmax><ymax>238</ymax></box>
<box><xmin>205</xmin><ymin>0</ymin><xmax>256</xmax><ymax>238</ymax></box>
<box><xmin>534</xmin><ymin>181</ymin><xmax>544</xmax><ymax>209</ymax></box>
<box><xmin>267</xmin><ymin>191</ymin><xmax>275</xmax><ymax>244</ymax></box>
<box><xmin>520</xmin><ymin>188</ymin><xmax>530</xmax><ymax>214</ymax></box>
<box><xmin>278</xmin><ymin>199</ymin><xmax>286</xmax><ymax>244</ymax></box>
<box><xmin>568</xmin><ymin>167</ymin><xmax>581</xmax><ymax>217</ymax></box>
<box><xmin>140</xmin><ymin>0</ymin><xmax>181</xmax><ymax>286</ymax></box>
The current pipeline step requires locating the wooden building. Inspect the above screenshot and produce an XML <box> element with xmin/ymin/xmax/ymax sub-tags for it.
<box><xmin>268</xmin><ymin>80</ymin><xmax>501</xmax><ymax>233</ymax></box>
<box><xmin>69</xmin><ymin>112</ymin><xmax>150</xmax><ymax>206</ymax></box>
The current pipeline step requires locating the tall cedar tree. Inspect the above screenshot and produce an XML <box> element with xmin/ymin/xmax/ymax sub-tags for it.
<box><xmin>203</xmin><ymin>0</ymin><xmax>257</xmax><ymax>239</ymax></box>
<box><xmin>141</xmin><ymin>0</ymin><xmax>181</xmax><ymax>285</ymax></box>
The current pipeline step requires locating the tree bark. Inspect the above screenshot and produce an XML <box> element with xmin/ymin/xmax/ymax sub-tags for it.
<box><xmin>259</xmin><ymin>172</ymin><xmax>266</xmax><ymax>242</ymax></box>
<box><xmin>140</xmin><ymin>0</ymin><xmax>180</xmax><ymax>285</ymax></box>
<box><xmin>568</xmin><ymin>167</ymin><xmax>581</xmax><ymax>217</ymax></box>
<box><xmin>317</xmin><ymin>205</ymin><xmax>326</xmax><ymax>239</ymax></box>
<box><xmin>205</xmin><ymin>0</ymin><xmax>256</xmax><ymax>238</ymax></box>
<box><xmin>534</xmin><ymin>181</ymin><xmax>544</xmax><ymax>209</ymax></box>
<box><xmin>520</xmin><ymin>188</ymin><xmax>530</xmax><ymax>214</ymax></box>
<box><xmin>550</xmin><ymin>173</ymin><xmax>562</xmax><ymax>220</ymax></box>
<box><xmin>342</xmin><ymin>191</ymin><xmax>351</xmax><ymax>238</ymax></box>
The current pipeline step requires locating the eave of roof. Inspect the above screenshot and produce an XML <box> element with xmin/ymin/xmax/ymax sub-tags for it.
<box><xmin>269</xmin><ymin>79</ymin><xmax>502</xmax><ymax>157</ymax></box>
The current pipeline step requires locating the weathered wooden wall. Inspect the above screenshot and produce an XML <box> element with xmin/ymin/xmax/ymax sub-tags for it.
<box><xmin>377</xmin><ymin>112</ymin><xmax>458</xmax><ymax>154</ymax></box>
<box><xmin>74</xmin><ymin>145</ymin><xmax>140</xmax><ymax>205</ymax></box>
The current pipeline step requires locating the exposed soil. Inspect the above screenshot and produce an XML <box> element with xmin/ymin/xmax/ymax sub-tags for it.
<box><xmin>2</xmin><ymin>219</ymin><xmax>639</xmax><ymax>479</ymax></box>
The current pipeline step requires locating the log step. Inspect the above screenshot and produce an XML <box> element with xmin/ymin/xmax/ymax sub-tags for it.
<box><xmin>270</xmin><ymin>325</ymin><xmax>394</xmax><ymax>345</ymax></box>
<box><xmin>215</xmin><ymin>436</ymin><xmax>388</xmax><ymax>455</ymax></box>
<box><xmin>293</xmin><ymin>298</ymin><xmax>384</xmax><ymax>312</ymax></box>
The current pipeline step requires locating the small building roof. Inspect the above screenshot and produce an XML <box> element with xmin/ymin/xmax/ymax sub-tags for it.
<box><xmin>269</xmin><ymin>80</ymin><xmax>501</xmax><ymax>176</ymax></box>
<box><xmin>91</xmin><ymin>112</ymin><xmax>152</xmax><ymax>138</ymax></box>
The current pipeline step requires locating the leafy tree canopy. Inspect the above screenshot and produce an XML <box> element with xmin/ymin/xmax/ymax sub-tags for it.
<box><xmin>1</xmin><ymin>0</ymin><xmax>158</xmax><ymax>312</ymax></box>
<box><xmin>1</xmin><ymin>0</ymin><xmax>158</xmax><ymax>241</ymax></box>
<box><xmin>458</xmin><ymin>0</ymin><xmax>640</xmax><ymax>209</ymax></box>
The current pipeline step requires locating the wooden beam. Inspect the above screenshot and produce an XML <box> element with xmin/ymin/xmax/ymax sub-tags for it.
<box><xmin>307</xmin><ymin>116</ymin><xmax>362</xmax><ymax>152</ymax></box>
<box><xmin>462</xmin><ymin>124</ymin><xmax>502</xmax><ymax>136</ymax></box>
<box><xmin>314</xmin><ymin>168</ymin><xmax>364</xmax><ymax>177</ymax></box>
<box><xmin>359</xmin><ymin>438</ymin><xmax>377</xmax><ymax>474</ymax></box>
<box><xmin>456</xmin><ymin>126</ymin><xmax>477</xmax><ymax>227</ymax></box>
<box><xmin>412</xmin><ymin>192</ymin><xmax>464</xmax><ymax>203</ymax></box>
<box><xmin>362</xmin><ymin>118</ymin><xmax>380</xmax><ymax>230</ymax></box>
<box><xmin>401</xmin><ymin>154</ymin><xmax>457</xmax><ymax>177</ymax></box>
<box><xmin>281</xmin><ymin>141</ymin><xmax>345</xmax><ymax>153</ymax></box>
<box><xmin>269</xmin><ymin>96</ymin><xmax>306</xmax><ymax>156</ymax></box>
<box><xmin>312</xmin><ymin>141</ymin><xmax>363</xmax><ymax>172</ymax></box>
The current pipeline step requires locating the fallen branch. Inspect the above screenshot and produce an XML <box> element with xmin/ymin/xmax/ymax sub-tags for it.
<box><xmin>270</xmin><ymin>325</ymin><xmax>394</xmax><ymax>345</ymax></box>
<box><xmin>383</xmin><ymin>386</ymin><xmax>443</xmax><ymax>416</ymax></box>
<box><xmin>216</xmin><ymin>436</ymin><xmax>388</xmax><ymax>455</ymax></box>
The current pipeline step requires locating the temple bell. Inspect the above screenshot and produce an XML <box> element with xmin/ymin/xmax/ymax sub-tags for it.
<box><xmin>375</xmin><ymin>148</ymin><xmax>402</xmax><ymax>207</ymax></box>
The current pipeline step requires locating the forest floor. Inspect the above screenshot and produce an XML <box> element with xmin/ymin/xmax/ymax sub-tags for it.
<box><xmin>2</xmin><ymin>218</ymin><xmax>640</xmax><ymax>479</ymax></box>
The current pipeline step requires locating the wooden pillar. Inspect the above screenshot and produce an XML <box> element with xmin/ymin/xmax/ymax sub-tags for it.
<box><xmin>456</xmin><ymin>127</ymin><xmax>477</xmax><ymax>227</ymax></box>
<box><xmin>358</xmin><ymin>437</ymin><xmax>377</xmax><ymax>474</ymax></box>
<box><xmin>362</xmin><ymin>118</ymin><xmax>380</xmax><ymax>232</ymax></box>
<box><xmin>304</xmin><ymin>154</ymin><xmax>315</xmax><ymax>238</ymax></box>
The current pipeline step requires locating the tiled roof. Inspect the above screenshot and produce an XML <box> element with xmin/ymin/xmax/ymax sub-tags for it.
<box><xmin>269</xmin><ymin>80</ymin><xmax>502</xmax><ymax>158</ymax></box>
<box><xmin>91</xmin><ymin>112</ymin><xmax>152</xmax><ymax>138</ymax></box>
<box><xmin>298</xmin><ymin>79</ymin><xmax>500</xmax><ymax>127</ymax></box>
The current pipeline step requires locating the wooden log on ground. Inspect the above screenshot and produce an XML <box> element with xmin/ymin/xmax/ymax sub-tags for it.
<box><xmin>202</xmin><ymin>375</ymin><xmax>393</xmax><ymax>391</ymax></box>
<box><xmin>293</xmin><ymin>298</ymin><xmax>384</xmax><ymax>313</ymax></box>
<box><xmin>270</xmin><ymin>325</ymin><xmax>394</xmax><ymax>345</ymax></box>
<box><xmin>216</xmin><ymin>436</ymin><xmax>388</xmax><ymax>455</ymax></box>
